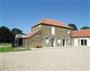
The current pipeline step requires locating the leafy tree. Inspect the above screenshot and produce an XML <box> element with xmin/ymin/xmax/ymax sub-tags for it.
<box><xmin>0</xmin><ymin>26</ymin><xmax>24</xmax><ymax>47</ymax></box>
<box><xmin>81</xmin><ymin>26</ymin><xmax>90</xmax><ymax>30</ymax></box>
<box><xmin>0</xmin><ymin>26</ymin><xmax>13</xmax><ymax>43</ymax></box>
<box><xmin>68</xmin><ymin>24</ymin><xmax>78</xmax><ymax>30</ymax></box>
<box><xmin>11</xmin><ymin>28</ymin><xmax>23</xmax><ymax>36</ymax></box>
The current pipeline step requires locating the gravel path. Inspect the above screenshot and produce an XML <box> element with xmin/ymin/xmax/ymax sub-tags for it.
<box><xmin>0</xmin><ymin>47</ymin><xmax>90</xmax><ymax>71</ymax></box>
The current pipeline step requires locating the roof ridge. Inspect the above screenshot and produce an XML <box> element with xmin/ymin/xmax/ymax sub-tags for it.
<box><xmin>72</xmin><ymin>29</ymin><xmax>90</xmax><ymax>32</ymax></box>
<box><xmin>32</xmin><ymin>18</ymin><xmax>72</xmax><ymax>29</ymax></box>
<box><xmin>71</xmin><ymin>29</ymin><xmax>90</xmax><ymax>37</ymax></box>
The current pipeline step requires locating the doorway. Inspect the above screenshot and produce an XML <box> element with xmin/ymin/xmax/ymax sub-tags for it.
<box><xmin>51</xmin><ymin>38</ymin><xmax>56</xmax><ymax>47</ymax></box>
<box><xmin>63</xmin><ymin>39</ymin><xmax>65</xmax><ymax>46</ymax></box>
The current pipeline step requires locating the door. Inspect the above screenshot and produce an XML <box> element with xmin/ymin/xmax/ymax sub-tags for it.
<box><xmin>63</xmin><ymin>39</ymin><xmax>65</xmax><ymax>46</ymax></box>
<box><xmin>51</xmin><ymin>38</ymin><xmax>56</xmax><ymax>47</ymax></box>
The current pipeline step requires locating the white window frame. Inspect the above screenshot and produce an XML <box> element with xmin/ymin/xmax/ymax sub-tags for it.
<box><xmin>57</xmin><ymin>39</ymin><xmax>61</xmax><ymax>44</ymax></box>
<box><xmin>38</xmin><ymin>25</ymin><xmax>41</xmax><ymax>27</ymax></box>
<box><xmin>80</xmin><ymin>39</ymin><xmax>87</xmax><ymax>46</ymax></box>
<box><xmin>68</xmin><ymin>30</ymin><xmax>70</xmax><ymax>34</ymax></box>
<box><xmin>45</xmin><ymin>38</ymin><xmax>49</xmax><ymax>44</ymax></box>
<box><xmin>51</xmin><ymin>27</ymin><xmax>55</xmax><ymax>35</ymax></box>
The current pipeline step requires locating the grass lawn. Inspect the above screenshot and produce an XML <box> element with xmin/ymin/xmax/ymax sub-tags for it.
<box><xmin>0</xmin><ymin>47</ymin><xmax>30</xmax><ymax>52</ymax></box>
<box><xmin>0</xmin><ymin>43</ymin><xmax>30</xmax><ymax>52</ymax></box>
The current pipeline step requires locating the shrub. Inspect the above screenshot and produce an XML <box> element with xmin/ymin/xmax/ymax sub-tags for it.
<box><xmin>36</xmin><ymin>45</ymin><xmax>42</xmax><ymax>48</ymax></box>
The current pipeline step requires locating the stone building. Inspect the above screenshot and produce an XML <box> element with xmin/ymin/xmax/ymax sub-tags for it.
<box><xmin>23</xmin><ymin>18</ymin><xmax>90</xmax><ymax>48</ymax></box>
<box><xmin>23</xmin><ymin>18</ymin><xmax>72</xmax><ymax>48</ymax></box>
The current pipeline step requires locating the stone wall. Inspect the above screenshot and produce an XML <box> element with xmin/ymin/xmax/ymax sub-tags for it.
<box><xmin>24</xmin><ymin>24</ymin><xmax>72</xmax><ymax>48</ymax></box>
<box><xmin>24</xmin><ymin>31</ymin><xmax>43</xmax><ymax>48</ymax></box>
<box><xmin>41</xmin><ymin>25</ymin><xmax>72</xmax><ymax>47</ymax></box>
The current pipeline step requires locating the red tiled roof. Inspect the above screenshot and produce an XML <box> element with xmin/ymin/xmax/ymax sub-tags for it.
<box><xmin>24</xmin><ymin>29</ymin><xmax>41</xmax><ymax>38</ymax></box>
<box><xmin>33</xmin><ymin>18</ymin><xmax>72</xmax><ymax>29</ymax></box>
<box><xmin>71</xmin><ymin>29</ymin><xmax>90</xmax><ymax>37</ymax></box>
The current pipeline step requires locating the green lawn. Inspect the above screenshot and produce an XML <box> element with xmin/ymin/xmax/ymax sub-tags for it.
<box><xmin>0</xmin><ymin>47</ymin><xmax>30</xmax><ymax>52</ymax></box>
<box><xmin>0</xmin><ymin>43</ymin><xmax>30</xmax><ymax>52</ymax></box>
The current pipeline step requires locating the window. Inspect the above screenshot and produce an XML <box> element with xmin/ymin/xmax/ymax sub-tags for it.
<box><xmin>68</xmin><ymin>30</ymin><xmax>70</xmax><ymax>34</ymax></box>
<box><xmin>81</xmin><ymin>39</ymin><xmax>87</xmax><ymax>46</ymax></box>
<box><xmin>51</xmin><ymin>27</ymin><xmax>55</xmax><ymax>35</ymax></box>
<box><xmin>45</xmin><ymin>38</ymin><xmax>49</xmax><ymax>44</ymax></box>
<box><xmin>38</xmin><ymin>25</ymin><xmax>41</xmax><ymax>27</ymax></box>
<box><xmin>57</xmin><ymin>39</ymin><xmax>61</xmax><ymax>44</ymax></box>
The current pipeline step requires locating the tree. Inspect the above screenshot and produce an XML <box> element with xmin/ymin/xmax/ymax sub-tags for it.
<box><xmin>11</xmin><ymin>28</ymin><xmax>23</xmax><ymax>36</ymax></box>
<box><xmin>81</xmin><ymin>26</ymin><xmax>90</xmax><ymax>30</ymax></box>
<box><xmin>0</xmin><ymin>26</ymin><xmax>13</xmax><ymax>43</ymax></box>
<box><xmin>68</xmin><ymin>24</ymin><xmax>78</xmax><ymax>30</ymax></box>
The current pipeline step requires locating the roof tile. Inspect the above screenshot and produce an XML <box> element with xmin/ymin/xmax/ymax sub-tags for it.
<box><xmin>71</xmin><ymin>29</ymin><xmax>90</xmax><ymax>37</ymax></box>
<box><xmin>34</xmin><ymin>18</ymin><xmax>72</xmax><ymax>29</ymax></box>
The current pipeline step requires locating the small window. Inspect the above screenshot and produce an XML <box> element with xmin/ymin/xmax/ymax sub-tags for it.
<box><xmin>81</xmin><ymin>40</ymin><xmax>83</xmax><ymax>45</ymax></box>
<box><xmin>45</xmin><ymin>38</ymin><xmax>49</xmax><ymax>44</ymax></box>
<box><xmin>81</xmin><ymin>39</ymin><xmax>87</xmax><ymax>46</ymax></box>
<box><xmin>84</xmin><ymin>40</ymin><xmax>87</xmax><ymax>46</ymax></box>
<box><xmin>38</xmin><ymin>25</ymin><xmax>41</xmax><ymax>27</ymax></box>
<box><xmin>57</xmin><ymin>39</ymin><xmax>61</xmax><ymax>43</ymax></box>
<box><xmin>68</xmin><ymin>30</ymin><xmax>70</xmax><ymax>34</ymax></box>
<box><xmin>51</xmin><ymin>27</ymin><xmax>55</xmax><ymax>35</ymax></box>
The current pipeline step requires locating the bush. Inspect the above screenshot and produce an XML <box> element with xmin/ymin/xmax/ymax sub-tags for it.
<box><xmin>36</xmin><ymin>45</ymin><xmax>42</xmax><ymax>48</ymax></box>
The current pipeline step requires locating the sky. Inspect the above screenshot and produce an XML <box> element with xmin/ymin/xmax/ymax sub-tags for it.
<box><xmin>0</xmin><ymin>0</ymin><xmax>90</xmax><ymax>33</ymax></box>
